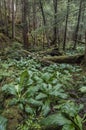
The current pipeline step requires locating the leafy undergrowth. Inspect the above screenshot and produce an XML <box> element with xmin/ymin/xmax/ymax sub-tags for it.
<box><xmin>0</xmin><ymin>33</ymin><xmax>11</xmax><ymax>51</ymax></box>
<box><xmin>0</xmin><ymin>56</ymin><xmax>86</xmax><ymax>130</ymax></box>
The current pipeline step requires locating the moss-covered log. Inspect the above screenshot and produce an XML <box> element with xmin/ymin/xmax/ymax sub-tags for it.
<box><xmin>75</xmin><ymin>39</ymin><xmax>86</xmax><ymax>44</ymax></box>
<box><xmin>42</xmin><ymin>54</ymin><xmax>84</xmax><ymax>64</ymax></box>
<box><xmin>39</xmin><ymin>48</ymin><xmax>63</xmax><ymax>56</ymax></box>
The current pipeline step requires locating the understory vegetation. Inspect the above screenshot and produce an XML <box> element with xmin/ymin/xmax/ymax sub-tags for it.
<box><xmin>0</xmin><ymin>44</ymin><xmax>86</xmax><ymax>130</ymax></box>
<box><xmin>0</xmin><ymin>0</ymin><xmax>86</xmax><ymax>129</ymax></box>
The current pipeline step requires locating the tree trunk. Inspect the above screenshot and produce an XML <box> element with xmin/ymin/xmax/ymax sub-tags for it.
<box><xmin>12</xmin><ymin>0</ymin><xmax>15</xmax><ymax>39</ymax></box>
<box><xmin>73</xmin><ymin>0</ymin><xmax>83</xmax><ymax>49</ymax></box>
<box><xmin>39</xmin><ymin>0</ymin><xmax>50</xmax><ymax>47</ymax></box>
<box><xmin>8</xmin><ymin>0</ymin><xmax>11</xmax><ymax>22</ymax></box>
<box><xmin>22</xmin><ymin>0</ymin><xmax>29</xmax><ymax>49</ymax></box>
<box><xmin>33</xmin><ymin>0</ymin><xmax>37</xmax><ymax>47</ymax></box>
<box><xmin>42</xmin><ymin>54</ymin><xmax>84</xmax><ymax>64</ymax></box>
<box><xmin>0</xmin><ymin>0</ymin><xmax>3</xmax><ymax>26</ymax></box>
<box><xmin>63</xmin><ymin>0</ymin><xmax>70</xmax><ymax>50</ymax></box>
<box><xmin>53</xmin><ymin>0</ymin><xmax>58</xmax><ymax>45</ymax></box>
<box><xmin>4</xmin><ymin>0</ymin><xmax>8</xmax><ymax>36</ymax></box>
<box><xmin>84</xmin><ymin>31</ymin><xmax>86</xmax><ymax>64</ymax></box>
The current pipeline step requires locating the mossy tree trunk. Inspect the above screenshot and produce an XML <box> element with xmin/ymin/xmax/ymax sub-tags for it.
<box><xmin>39</xmin><ymin>0</ymin><xmax>50</xmax><ymax>47</ymax></box>
<box><xmin>63</xmin><ymin>0</ymin><xmax>70</xmax><ymax>50</ymax></box>
<box><xmin>4</xmin><ymin>0</ymin><xmax>8</xmax><ymax>36</ymax></box>
<box><xmin>73</xmin><ymin>0</ymin><xmax>83</xmax><ymax>49</ymax></box>
<box><xmin>84</xmin><ymin>31</ymin><xmax>86</xmax><ymax>65</ymax></box>
<box><xmin>53</xmin><ymin>0</ymin><xmax>58</xmax><ymax>46</ymax></box>
<box><xmin>22</xmin><ymin>0</ymin><xmax>29</xmax><ymax>49</ymax></box>
<box><xmin>12</xmin><ymin>0</ymin><xmax>15</xmax><ymax>39</ymax></box>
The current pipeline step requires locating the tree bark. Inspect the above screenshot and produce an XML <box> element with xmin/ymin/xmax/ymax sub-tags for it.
<box><xmin>73</xmin><ymin>0</ymin><xmax>83</xmax><ymax>49</ymax></box>
<box><xmin>12</xmin><ymin>0</ymin><xmax>15</xmax><ymax>39</ymax></box>
<box><xmin>39</xmin><ymin>0</ymin><xmax>50</xmax><ymax>47</ymax></box>
<box><xmin>63</xmin><ymin>0</ymin><xmax>70</xmax><ymax>50</ymax></box>
<box><xmin>53</xmin><ymin>0</ymin><xmax>58</xmax><ymax>45</ymax></box>
<box><xmin>75</xmin><ymin>39</ymin><xmax>86</xmax><ymax>44</ymax></box>
<box><xmin>42</xmin><ymin>54</ymin><xmax>84</xmax><ymax>64</ymax></box>
<box><xmin>4</xmin><ymin>0</ymin><xmax>8</xmax><ymax>36</ymax></box>
<box><xmin>0</xmin><ymin>0</ymin><xmax>3</xmax><ymax>26</ymax></box>
<box><xmin>33</xmin><ymin>0</ymin><xmax>37</xmax><ymax>47</ymax></box>
<box><xmin>22</xmin><ymin>0</ymin><xmax>29</xmax><ymax>49</ymax></box>
<box><xmin>84</xmin><ymin>31</ymin><xmax>86</xmax><ymax>64</ymax></box>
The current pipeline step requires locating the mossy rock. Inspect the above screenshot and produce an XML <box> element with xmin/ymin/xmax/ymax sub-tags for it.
<box><xmin>2</xmin><ymin>106</ymin><xmax>23</xmax><ymax>130</ymax></box>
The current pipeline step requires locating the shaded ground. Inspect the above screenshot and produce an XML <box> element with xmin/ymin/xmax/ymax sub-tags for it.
<box><xmin>0</xmin><ymin>39</ymin><xmax>86</xmax><ymax>130</ymax></box>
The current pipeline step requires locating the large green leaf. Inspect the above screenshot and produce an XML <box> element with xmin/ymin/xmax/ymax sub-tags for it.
<box><xmin>58</xmin><ymin>101</ymin><xmax>82</xmax><ymax>117</ymax></box>
<box><xmin>20</xmin><ymin>70</ymin><xmax>29</xmax><ymax>86</ymax></box>
<box><xmin>28</xmin><ymin>98</ymin><xmax>43</xmax><ymax>107</ymax></box>
<box><xmin>79</xmin><ymin>86</ymin><xmax>86</xmax><ymax>93</ymax></box>
<box><xmin>50</xmin><ymin>85</ymin><xmax>67</xmax><ymax>99</ymax></box>
<box><xmin>42</xmin><ymin>101</ymin><xmax>50</xmax><ymax>116</ymax></box>
<box><xmin>42</xmin><ymin>73</ymin><xmax>51</xmax><ymax>83</ymax></box>
<box><xmin>25</xmin><ymin>106</ymin><xmax>35</xmax><ymax>114</ymax></box>
<box><xmin>35</xmin><ymin>93</ymin><xmax>47</xmax><ymax>100</ymax></box>
<box><xmin>41</xmin><ymin>113</ymin><xmax>72</xmax><ymax>127</ymax></box>
<box><xmin>2</xmin><ymin>84</ymin><xmax>17</xmax><ymax>96</ymax></box>
<box><xmin>74</xmin><ymin>115</ymin><xmax>83</xmax><ymax>130</ymax></box>
<box><xmin>0</xmin><ymin>116</ymin><xmax>7</xmax><ymax>130</ymax></box>
<box><xmin>62</xmin><ymin>124</ymin><xmax>75</xmax><ymax>130</ymax></box>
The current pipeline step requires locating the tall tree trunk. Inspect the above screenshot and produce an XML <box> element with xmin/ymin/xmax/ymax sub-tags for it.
<box><xmin>79</xmin><ymin>4</ymin><xmax>85</xmax><ymax>41</ymax></box>
<box><xmin>84</xmin><ymin>31</ymin><xmax>86</xmax><ymax>64</ymax></box>
<box><xmin>7</xmin><ymin>0</ymin><xmax>11</xmax><ymax>22</ymax></box>
<box><xmin>22</xmin><ymin>0</ymin><xmax>29</xmax><ymax>49</ymax></box>
<box><xmin>63</xmin><ymin>0</ymin><xmax>70</xmax><ymax>50</ymax></box>
<box><xmin>0</xmin><ymin>0</ymin><xmax>3</xmax><ymax>26</ymax></box>
<box><xmin>4</xmin><ymin>0</ymin><xmax>8</xmax><ymax>36</ymax></box>
<box><xmin>39</xmin><ymin>0</ymin><xmax>50</xmax><ymax>47</ymax></box>
<box><xmin>73</xmin><ymin>0</ymin><xmax>83</xmax><ymax>49</ymax></box>
<box><xmin>12</xmin><ymin>0</ymin><xmax>15</xmax><ymax>39</ymax></box>
<box><xmin>33</xmin><ymin>0</ymin><xmax>36</xmax><ymax>47</ymax></box>
<box><xmin>53</xmin><ymin>0</ymin><xmax>58</xmax><ymax>46</ymax></box>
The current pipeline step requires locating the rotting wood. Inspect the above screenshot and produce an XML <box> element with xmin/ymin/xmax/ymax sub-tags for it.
<box><xmin>42</xmin><ymin>54</ymin><xmax>84</xmax><ymax>64</ymax></box>
<box><xmin>75</xmin><ymin>39</ymin><xmax>86</xmax><ymax>44</ymax></box>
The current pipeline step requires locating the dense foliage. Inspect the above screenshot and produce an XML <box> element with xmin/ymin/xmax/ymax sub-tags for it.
<box><xmin>0</xmin><ymin>0</ymin><xmax>86</xmax><ymax>129</ymax></box>
<box><xmin>0</xmin><ymin>55</ymin><xmax>86</xmax><ymax>130</ymax></box>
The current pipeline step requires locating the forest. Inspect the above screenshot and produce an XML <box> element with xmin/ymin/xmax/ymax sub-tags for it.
<box><xmin>0</xmin><ymin>0</ymin><xmax>86</xmax><ymax>130</ymax></box>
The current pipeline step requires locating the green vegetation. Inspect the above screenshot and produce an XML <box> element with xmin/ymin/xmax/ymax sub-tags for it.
<box><xmin>0</xmin><ymin>0</ymin><xmax>86</xmax><ymax>129</ymax></box>
<box><xmin>0</xmin><ymin>116</ymin><xmax>7</xmax><ymax>130</ymax></box>
<box><xmin>0</xmin><ymin>52</ymin><xmax>86</xmax><ymax>130</ymax></box>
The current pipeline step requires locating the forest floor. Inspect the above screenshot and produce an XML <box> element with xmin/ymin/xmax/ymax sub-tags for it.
<box><xmin>0</xmin><ymin>36</ymin><xmax>86</xmax><ymax>130</ymax></box>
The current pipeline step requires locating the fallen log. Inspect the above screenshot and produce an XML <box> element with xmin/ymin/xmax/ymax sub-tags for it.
<box><xmin>75</xmin><ymin>39</ymin><xmax>86</xmax><ymax>44</ymax></box>
<box><xmin>39</xmin><ymin>48</ymin><xmax>63</xmax><ymax>56</ymax></box>
<box><xmin>42</xmin><ymin>54</ymin><xmax>84</xmax><ymax>64</ymax></box>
